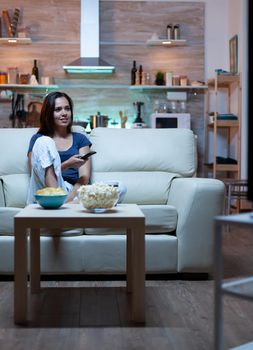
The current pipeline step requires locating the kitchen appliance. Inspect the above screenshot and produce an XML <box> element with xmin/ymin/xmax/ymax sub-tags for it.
<box><xmin>63</xmin><ymin>0</ymin><xmax>115</xmax><ymax>74</ymax></box>
<box><xmin>151</xmin><ymin>113</ymin><xmax>191</xmax><ymax>129</ymax></box>
<box><xmin>132</xmin><ymin>101</ymin><xmax>147</xmax><ymax>128</ymax></box>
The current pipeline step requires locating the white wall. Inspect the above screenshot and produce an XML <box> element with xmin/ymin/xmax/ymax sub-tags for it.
<box><xmin>228</xmin><ymin>0</ymin><xmax>247</xmax><ymax>178</ymax></box>
<box><xmin>206</xmin><ymin>0</ymin><xmax>247</xmax><ymax>176</ymax></box>
<box><xmin>205</xmin><ymin>0</ymin><xmax>229</xmax><ymax>78</ymax></box>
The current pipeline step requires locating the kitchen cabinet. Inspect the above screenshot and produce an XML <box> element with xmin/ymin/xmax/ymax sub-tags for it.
<box><xmin>204</xmin><ymin>74</ymin><xmax>241</xmax><ymax>180</ymax></box>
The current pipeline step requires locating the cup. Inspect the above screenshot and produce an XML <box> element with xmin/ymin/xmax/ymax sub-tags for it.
<box><xmin>41</xmin><ymin>76</ymin><xmax>50</xmax><ymax>85</ymax></box>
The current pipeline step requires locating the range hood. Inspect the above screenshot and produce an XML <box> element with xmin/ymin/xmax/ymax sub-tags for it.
<box><xmin>63</xmin><ymin>0</ymin><xmax>115</xmax><ymax>74</ymax></box>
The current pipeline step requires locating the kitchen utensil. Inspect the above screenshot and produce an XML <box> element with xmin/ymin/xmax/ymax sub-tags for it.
<box><xmin>90</xmin><ymin>112</ymin><xmax>109</xmax><ymax>129</ymax></box>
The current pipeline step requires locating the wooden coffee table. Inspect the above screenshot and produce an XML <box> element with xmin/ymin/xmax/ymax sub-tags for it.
<box><xmin>14</xmin><ymin>203</ymin><xmax>145</xmax><ymax>324</ymax></box>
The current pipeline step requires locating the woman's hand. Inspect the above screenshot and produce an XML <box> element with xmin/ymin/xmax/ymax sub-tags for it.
<box><xmin>62</xmin><ymin>154</ymin><xmax>87</xmax><ymax>171</ymax></box>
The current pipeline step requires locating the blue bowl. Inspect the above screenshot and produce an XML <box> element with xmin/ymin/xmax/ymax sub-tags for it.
<box><xmin>35</xmin><ymin>194</ymin><xmax>67</xmax><ymax>209</ymax></box>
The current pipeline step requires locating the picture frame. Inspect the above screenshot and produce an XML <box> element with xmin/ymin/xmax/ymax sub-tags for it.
<box><xmin>229</xmin><ymin>34</ymin><xmax>238</xmax><ymax>74</ymax></box>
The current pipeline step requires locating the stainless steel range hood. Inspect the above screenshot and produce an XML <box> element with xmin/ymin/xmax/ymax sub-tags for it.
<box><xmin>63</xmin><ymin>0</ymin><xmax>115</xmax><ymax>74</ymax></box>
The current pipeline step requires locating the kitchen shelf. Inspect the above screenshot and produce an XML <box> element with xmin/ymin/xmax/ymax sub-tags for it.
<box><xmin>146</xmin><ymin>39</ymin><xmax>186</xmax><ymax>46</ymax></box>
<box><xmin>0</xmin><ymin>97</ymin><xmax>12</xmax><ymax>102</ymax></box>
<box><xmin>0</xmin><ymin>84</ymin><xmax>58</xmax><ymax>91</ymax></box>
<box><xmin>57</xmin><ymin>84</ymin><xmax>130</xmax><ymax>89</ymax></box>
<box><xmin>129</xmin><ymin>85</ymin><xmax>207</xmax><ymax>91</ymax></box>
<box><xmin>0</xmin><ymin>37</ymin><xmax>32</xmax><ymax>45</ymax></box>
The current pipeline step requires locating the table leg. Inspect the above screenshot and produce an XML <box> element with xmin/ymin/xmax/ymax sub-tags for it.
<box><xmin>126</xmin><ymin>228</ymin><xmax>133</xmax><ymax>293</ymax></box>
<box><xmin>30</xmin><ymin>228</ymin><xmax>40</xmax><ymax>293</ymax></box>
<box><xmin>214</xmin><ymin>222</ymin><xmax>224</xmax><ymax>350</ymax></box>
<box><xmin>14</xmin><ymin>224</ymin><xmax>28</xmax><ymax>324</ymax></box>
<box><xmin>130</xmin><ymin>227</ymin><xmax>145</xmax><ymax>323</ymax></box>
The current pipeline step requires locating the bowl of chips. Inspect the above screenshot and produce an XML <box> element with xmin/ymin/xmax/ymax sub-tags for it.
<box><xmin>35</xmin><ymin>187</ymin><xmax>67</xmax><ymax>209</ymax></box>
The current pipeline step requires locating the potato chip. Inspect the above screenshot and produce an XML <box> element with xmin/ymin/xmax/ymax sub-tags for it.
<box><xmin>36</xmin><ymin>187</ymin><xmax>66</xmax><ymax>196</ymax></box>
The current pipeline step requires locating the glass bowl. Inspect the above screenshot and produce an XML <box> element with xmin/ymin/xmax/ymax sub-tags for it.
<box><xmin>78</xmin><ymin>182</ymin><xmax>119</xmax><ymax>212</ymax></box>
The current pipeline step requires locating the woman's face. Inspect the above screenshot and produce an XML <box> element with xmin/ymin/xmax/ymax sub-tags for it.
<box><xmin>53</xmin><ymin>97</ymin><xmax>72</xmax><ymax>128</ymax></box>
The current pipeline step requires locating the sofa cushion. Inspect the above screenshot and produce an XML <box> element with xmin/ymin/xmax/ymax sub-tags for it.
<box><xmin>0</xmin><ymin>174</ymin><xmax>30</xmax><ymax>207</ymax></box>
<box><xmin>0</xmin><ymin>207</ymin><xmax>21</xmax><ymax>235</ymax></box>
<box><xmin>84</xmin><ymin>204</ymin><xmax>177</xmax><ymax>235</ymax></box>
<box><xmin>91</xmin><ymin>171</ymin><xmax>178</xmax><ymax>204</ymax></box>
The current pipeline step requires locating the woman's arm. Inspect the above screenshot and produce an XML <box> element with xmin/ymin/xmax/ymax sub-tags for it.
<box><xmin>65</xmin><ymin>145</ymin><xmax>91</xmax><ymax>203</ymax></box>
<box><xmin>28</xmin><ymin>151</ymin><xmax>32</xmax><ymax>175</ymax></box>
<box><xmin>28</xmin><ymin>150</ymin><xmax>58</xmax><ymax>187</ymax></box>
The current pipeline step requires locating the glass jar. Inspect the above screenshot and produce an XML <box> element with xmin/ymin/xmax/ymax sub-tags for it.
<box><xmin>7</xmin><ymin>67</ymin><xmax>18</xmax><ymax>84</ymax></box>
<box><xmin>0</xmin><ymin>71</ymin><xmax>8</xmax><ymax>84</ymax></box>
<box><xmin>173</xmin><ymin>24</ymin><xmax>180</xmax><ymax>40</ymax></box>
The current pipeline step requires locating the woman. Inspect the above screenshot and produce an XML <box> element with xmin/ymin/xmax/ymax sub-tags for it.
<box><xmin>27</xmin><ymin>91</ymin><xmax>92</xmax><ymax>204</ymax></box>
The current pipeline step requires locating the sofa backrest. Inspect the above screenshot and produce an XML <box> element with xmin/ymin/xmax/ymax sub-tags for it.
<box><xmin>0</xmin><ymin>128</ymin><xmax>37</xmax><ymax>176</ymax></box>
<box><xmin>89</xmin><ymin>128</ymin><xmax>196</xmax><ymax>176</ymax></box>
<box><xmin>89</xmin><ymin>128</ymin><xmax>197</xmax><ymax>204</ymax></box>
<box><xmin>0</xmin><ymin>128</ymin><xmax>37</xmax><ymax>207</ymax></box>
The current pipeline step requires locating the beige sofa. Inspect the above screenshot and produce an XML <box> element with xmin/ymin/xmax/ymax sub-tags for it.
<box><xmin>0</xmin><ymin>127</ymin><xmax>225</xmax><ymax>275</ymax></box>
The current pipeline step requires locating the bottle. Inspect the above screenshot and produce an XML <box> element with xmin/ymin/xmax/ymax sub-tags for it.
<box><xmin>166</xmin><ymin>24</ymin><xmax>173</xmax><ymax>40</ymax></box>
<box><xmin>139</xmin><ymin>65</ymin><xmax>143</xmax><ymax>85</ymax></box>
<box><xmin>32</xmin><ymin>59</ymin><xmax>39</xmax><ymax>83</ymax></box>
<box><xmin>131</xmin><ymin>60</ymin><xmax>137</xmax><ymax>85</ymax></box>
<box><xmin>173</xmin><ymin>24</ymin><xmax>180</xmax><ymax>40</ymax></box>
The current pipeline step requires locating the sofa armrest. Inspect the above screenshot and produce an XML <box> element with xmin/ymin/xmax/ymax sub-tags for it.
<box><xmin>168</xmin><ymin>177</ymin><xmax>225</xmax><ymax>272</ymax></box>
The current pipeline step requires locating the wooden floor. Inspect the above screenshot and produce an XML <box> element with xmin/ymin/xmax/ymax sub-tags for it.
<box><xmin>0</xmin><ymin>226</ymin><xmax>253</xmax><ymax>350</ymax></box>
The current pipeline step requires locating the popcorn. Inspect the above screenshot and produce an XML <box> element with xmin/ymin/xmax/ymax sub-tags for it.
<box><xmin>36</xmin><ymin>187</ymin><xmax>66</xmax><ymax>196</ymax></box>
<box><xmin>78</xmin><ymin>182</ymin><xmax>119</xmax><ymax>209</ymax></box>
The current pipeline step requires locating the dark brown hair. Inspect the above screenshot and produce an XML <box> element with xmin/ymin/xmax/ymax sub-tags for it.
<box><xmin>38</xmin><ymin>91</ymin><xmax>73</xmax><ymax>136</ymax></box>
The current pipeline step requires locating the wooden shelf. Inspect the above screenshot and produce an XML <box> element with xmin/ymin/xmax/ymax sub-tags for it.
<box><xmin>146</xmin><ymin>39</ymin><xmax>186</xmax><ymax>46</ymax></box>
<box><xmin>216</xmin><ymin>164</ymin><xmax>239</xmax><ymax>172</ymax></box>
<box><xmin>208</xmin><ymin>120</ymin><xmax>239</xmax><ymax>128</ymax></box>
<box><xmin>204</xmin><ymin>73</ymin><xmax>241</xmax><ymax>179</ymax></box>
<box><xmin>208</xmin><ymin>74</ymin><xmax>240</xmax><ymax>88</ymax></box>
<box><xmin>205</xmin><ymin>163</ymin><xmax>239</xmax><ymax>172</ymax></box>
<box><xmin>0</xmin><ymin>37</ymin><xmax>32</xmax><ymax>45</ymax></box>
